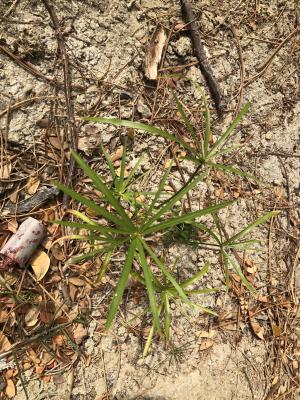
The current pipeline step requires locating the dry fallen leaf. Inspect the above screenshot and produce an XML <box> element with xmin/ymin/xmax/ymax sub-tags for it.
<box><xmin>0</xmin><ymin>332</ymin><xmax>11</xmax><ymax>352</ymax></box>
<box><xmin>25</xmin><ymin>307</ymin><xmax>40</xmax><ymax>327</ymax></box>
<box><xmin>68</xmin><ymin>277</ymin><xmax>86</xmax><ymax>286</ymax></box>
<box><xmin>0</xmin><ymin>162</ymin><xmax>12</xmax><ymax>179</ymax></box>
<box><xmin>111</xmin><ymin>146</ymin><xmax>123</xmax><ymax>162</ymax></box>
<box><xmin>196</xmin><ymin>330</ymin><xmax>216</xmax><ymax>339</ymax></box>
<box><xmin>0</xmin><ymin>310</ymin><xmax>9</xmax><ymax>323</ymax></box>
<box><xmin>73</xmin><ymin>323</ymin><xmax>87</xmax><ymax>345</ymax></box>
<box><xmin>51</xmin><ymin>243</ymin><xmax>65</xmax><ymax>261</ymax></box>
<box><xmin>272</xmin><ymin>324</ymin><xmax>281</xmax><ymax>337</ymax></box>
<box><xmin>26</xmin><ymin>175</ymin><xmax>40</xmax><ymax>195</ymax></box>
<box><xmin>250</xmin><ymin>319</ymin><xmax>265</xmax><ymax>340</ymax></box>
<box><xmin>31</xmin><ymin>250</ymin><xmax>50</xmax><ymax>281</ymax></box>
<box><xmin>6</xmin><ymin>379</ymin><xmax>16</xmax><ymax>398</ymax></box>
<box><xmin>7</xmin><ymin>218</ymin><xmax>18</xmax><ymax>233</ymax></box>
<box><xmin>199</xmin><ymin>338</ymin><xmax>214</xmax><ymax>351</ymax></box>
<box><xmin>9</xmin><ymin>188</ymin><xmax>19</xmax><ymax>203</ymax></box>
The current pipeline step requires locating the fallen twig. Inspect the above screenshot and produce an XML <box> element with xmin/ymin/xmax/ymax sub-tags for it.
<box><xmin>180</xmin><ymin>0</ymin><xmax>224</xmax><ymax>116</ymax></box>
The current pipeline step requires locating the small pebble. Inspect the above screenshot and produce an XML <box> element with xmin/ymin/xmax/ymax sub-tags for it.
<box><xmin>265</xmin><ymin>131</ymin><xmax>273</xmax><ymax>140</ymax></box>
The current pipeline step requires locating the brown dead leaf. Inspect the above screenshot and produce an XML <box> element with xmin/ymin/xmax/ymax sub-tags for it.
<box><xmin>73</xmin><ymin>323</ymin><xmax>87</xmax><ymax>345</ymax></box>
<box><xmin>111</xmin><ymin>146</ymin><xmax>123</xmax><ymax>162</ymax></box>
<box><xmin>7</xmin><ymin>218</ymin><xmax>18</xmax><ymax>233</ymax></box>
<box><xmin>0</xmin><ymin>162</ymin><xmax>12</xmax><ymax>179</ymax></box>
<box><xmin>196</xmin><ymin>330</ymin><xmax>216</xmax><ymax>339</ymax></box>
<box><xmin>25</xmin><ymin>307</ymin><xmax>40</xmax><ymax>327</ymax></box>
<box><xmin>49</xmin><ymin>136</ymin><xmax>67</xmax><ymax>150</ymax></box>
<box><xmin>250</xmin><ymin>319</ymin><xmax>265</xmax><ymax>340</ymax></box>
<box><xmin>0</xmin><ymin>309</ymin><xmax>9</xmax><ymax>323</ymax></box>
<box><xmin>9</xmin><ymin>188</ymin><xmax>19</xmax><ymax>203</ymax></box>
<box><xmin>199</xmin><ymin>338</ymin><xmax>214</xmax><ymax>351</ymax></box>
<box><xmin>246</xmin><ymin>266</ymin><xmax>257</xmax><ymax>274</ymax></box>
<box><xmin>26</xmin><ymin>175</ymin><xmax>40</xmax><ymax>195</ymax></box>
<box><xmin>68</xmin><ymin>283</ymin><xmax>77</xmax><ymax>302</ymax></box>
<box><xmin>54</xmin><ymin>334</ymin><xmax>65</xmax><ymax>347</ymax></box>
<box><xmin>272</xmin><ymin>324</ymin><xmax>281</xmax><ymax>337</ymax></box>
<box><xmin>31</xmin><ymin>250</ymin><xmax>50</xmax><ymax>281</ymax></box>
<box><xmin>257</xmin><ymin>294</ymin><xmax>269</xmax><ymax>303</ymax></box>
<box><xmin>51</xmin><ymin>243</ymin><xmax>65</xmax><ymax>261</ymax></box>
<box><xmin>0</xmin><ymin>332</ymin><xmax>11</xmax><ymax>352</ymax></box>
<box><xmin>6</xmin><ymin>379</ymin><xmax>16</xmax><ymax>398</ymax></box>
<box><xmin>68</xmin><ymin>277</ymin><xmax>86</xmax><ymax>286</ymax></box>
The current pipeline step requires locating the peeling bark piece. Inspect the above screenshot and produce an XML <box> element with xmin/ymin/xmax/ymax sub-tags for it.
<box><xmin>0</xmin><ymin>217</ymin><xmax>46</xmax><ymax>269</ymax></box>
<box><xmin>144</xmin><ymin>26</ymin><xmax>167</xmax><ymax>80</ymax></box>
<box><xmin>2</xmin><ymin>186</ymin><xmax>60</xmax><ymax>215</ymax></box>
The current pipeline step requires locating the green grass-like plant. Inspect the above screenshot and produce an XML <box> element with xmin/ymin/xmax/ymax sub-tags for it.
<box><xmin>54</xmin><ymin>84</ymin><xmax>278</xmax><ymax>354</ymax></box>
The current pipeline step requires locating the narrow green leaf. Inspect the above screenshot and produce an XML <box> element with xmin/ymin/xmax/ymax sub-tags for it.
<box><xmin>202</xmin><ymin>89</ymin><xmax>211</xmax><ymax>159</ymax></box>
<box><xmin>53</xmin><ymin>181</ymin><xmax>131</xmax><ymax>231</ymax></box>
<box><xmin>172</xmin><ymin>91</ymin><xmax>199</xmax><ymax>145</ymax></box>
<box><xmin>223</xmin><ymin>239</ymin><xmax>260</xmax><ymax>250</ymax></box>
<box><xmin>143</xmin><ymin>171</ymin><xmax>207</xmax><ymax>230</ymax></box>
<box><xmin>100</xmin><ymin>142</ymin><xmax>116</xmax><ymax>181</ymax></box>
<box><xmin>206</xmin><ymin>102</ymin><xmax>251</xmax><ymax>160</ymax></box>
<box><xmin>143</xmin><ymin>303</ymin><xmax>163</xmax><ymax>357</ymax></box>
<box><xmin>53</xmin><ymin>220</ymin><xmax>129</xmax><ymax>236</ymax></box>
<box><xmin>97</xmin><ymin>250</ymin><xmax>113</xmax><ymax>282</ymax></box>
<box><xmin>136</xmin><ymin>239</ymin><xmax>161</xmax><ymax>332</ymax></box>
<box><xmin>67</xmin><ymin>209</ymin><xmax>98</xmax><ymax>225</ymax></box>
<box><xmin>123</xmin><ymin>155</ymin><xmax>144</xmax><ymax>190</ymax></box>
<box><xmin>179</xmin><ymin>263</ymin><xmax>209</xmax><ymax>289</ymax></box>
<box><xmin>224</xmin><ymin>251</ymin><xmax>256</xmax><ymax>293</ymax></box>
<box><xmin>185</xmin><ymin>287</ymin><xmax>223</xmax><ymax>295</ymax></box>
<box><xmin>192</xmin><ymin>303</ymin><xmax>218</xmax><ymax>316</ymax></box>
<box><xmin>143</xmin><ymin>161</ymin><xmax>173</xmax><ymax>221</ymax></box>
<box><xmin>71</xmin><ymin>243</ymin><xmax>120</xmax><ymax>263</ymax></box>
<box><xmin>70</xmin><ymin>151</ymin><xmax>135</xmax><ymax>231</ymax></box>
<box><xmin>224</xmin><ymin>211</ymin><xmax>279</xmax><ymax>245</ymax></box>
<box><xmin>119</xmin><ymin>143</ymin><xmax>127</xmax><ymax>189</ymax></box>
<box><xmin>192</xmin><ymin>222</ymin><xmax>221</xmax><ymax>244</ymax></box>
<box><xmin>82</xmin><ymin>117</ymin><xmax>196</xmax><ymax>155</ymax></box>
<box><xmin>141</xmin><ymin>239</ymin><xmax>189</xmax><ymax>303</ymax></box>
<box><xmin>207</xmin><ymin>162</ymin><xmax>261</xmax><ymax>183</ymax></box>
<box><xmin>143</xmin><ymin>201</ymin><xmax>234</xmax><ymax>235</ymax></box>
<box><xmin>105</xmin><ymin>238</ymin><xmax>137</xmax><ymax>330</ymax></box>
<box><xmin>163</xmin><ymin>292</ymin><xmax>171</xmax><ymax>340</ymax></box>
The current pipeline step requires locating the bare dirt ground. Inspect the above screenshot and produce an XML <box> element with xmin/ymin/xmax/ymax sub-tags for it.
<box><xmin>0</xmin><ymin>1</ymin><xmax>300</xmax><ymax>399</ymax></box>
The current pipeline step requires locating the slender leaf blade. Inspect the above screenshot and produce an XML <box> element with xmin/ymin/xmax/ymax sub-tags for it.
<box><xmin>136</xmin><ymin>239</ymin><xmax>161</xmax><ymax>332</ymax></box>
<box><xmin>70</xmin><ymin>151</ymin><xmax>135</xmax><ymax>231</ymax></box>
<box><xmin>143</xmin><ymin>201</ymin><xmax>234</xmax><ymax>235</ymax></box>
<box><xmin>143</xmin><ymin>171</ymin><xmax>207</xmax><ymax>230</ymax></box>
<box><xmin>82</xmin><ymin>117</ymin><xmax>196</xmax><ymax>154</ymax></box>
<box><xmin>53</xmin><ymin>181</ymin><xmax>131</xmax><ymax>230</ymax></box>
<box><xmin>206</xmin><ymin>102</ymin><xmax>250</xmax><ymax>160</ymax></box>
<box><xmin>224</xmin><ymin>211</ymin><xmax>279</xmax><ymax>245</ymax></box>
<box><xmin>105</xmin><ymin>238</ymin><xmax>137</xmax><ymax>330</ymax></box>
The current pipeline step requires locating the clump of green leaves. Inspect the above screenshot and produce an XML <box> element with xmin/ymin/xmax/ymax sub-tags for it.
<box><xmin>54</xmin><ymin>83</ymin><xmax>278</xmax><ymax>354</ymax></box>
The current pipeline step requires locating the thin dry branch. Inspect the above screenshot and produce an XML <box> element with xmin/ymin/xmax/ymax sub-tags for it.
<box><xmin>180</xmin><ymin>0</ymin><xmax>224</xmax><ymax>116</ymax></box>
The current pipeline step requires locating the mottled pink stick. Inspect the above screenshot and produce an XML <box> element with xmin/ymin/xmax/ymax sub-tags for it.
<box><xmin>0</xmin><ymin>217</ymin><xmax>46</xmax><ymax>269</ymax></box>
